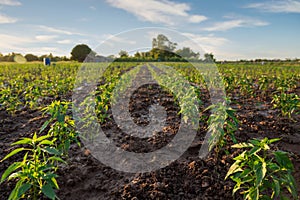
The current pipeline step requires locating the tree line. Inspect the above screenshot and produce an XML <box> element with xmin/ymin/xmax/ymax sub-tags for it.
<box><xmin>2</xmin><ymin>34</ymin><xmax>299</xmax><ymax>63</ymax></box>
<box><xmin>0</xmin><ymin>52</ymin><xmax>70</xmax><ymax>62</ymax></box>
<box><xmin>0</xmin><ymin>34</ymin><xmax>215</xmax><ymax>63</ymax></box>
<box><xmin>70</xmin><ymin>34</ymin><xmax>215</xmax><ymax>62</ymax></box>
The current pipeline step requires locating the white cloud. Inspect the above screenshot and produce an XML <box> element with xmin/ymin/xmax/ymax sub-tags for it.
<box><xmin>106</xmin><ymin>0</ymin><xmax>207</xmax><ymax>25</ymax></box>
<box><xmin>0</xmin><ymin>0</ymin><xmax>21</xmax><ymax>6</ymax></box>
<box><xmin>35</xmin><ymin>35</ymin><xmax>58</xmax><ymax>42</ymax></box>
<box><xmin>188</xmin><ymin>15</ymin><xmax>207</xmax><ymax>23</ymax></box>
<box><xmin>181</xmin><ymin>32</ymin><xmax>228</xmax><ymax>52</ymax></box>
<box><xmin>203</xmin><ymin>17</ymin><xmax>269</xmax><ymax>31</ymax></box>
<box><xmin>57</xmin><ymin>39</ymin><xmax>72</xmax><ymax>44</ymax></box>
<box><xmin>0</xmin><ymin>33</ymin><xmax>71</xmax><ymax>56</ymax></box>
<box><xmin>180</xmin><ymin>33</ymin><xmax>237</xmax><ymax>60</ymax></box>
<box><xmin>246</xmin><ymin>0</ymin><xmax>300</xmax><ymax>13</ymax></box>
<box><xmin>25</xmin><ymin>47</ymin><xmax>67</xmax><ymax>56</ymax></box>
<box><xmin>0</xmin><ymin>13</ymin><xmax>17</xmax><ymax>23</ymax></box>
<box><xmin>0</xmin><ymin>34</ymin><xmax>33</xmax><ymax>51</ymax></box>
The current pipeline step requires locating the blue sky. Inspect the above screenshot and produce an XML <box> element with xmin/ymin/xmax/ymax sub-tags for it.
<box><xmin>0</xmin><ymin>0</ymin><xmax>299</xmax><ymax>60</ymax></box>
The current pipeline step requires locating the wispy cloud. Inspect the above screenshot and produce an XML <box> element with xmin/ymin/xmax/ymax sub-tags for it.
<box><xmin>39</xmin><ymin>25</ymin><xmax>85</xmax><ymax>36</ymax></box>
<box><xmin>203</xmin><ymin>15</ymin><xmax>269</xmax><ymax>31</ymax></box>
<box><xmin>0</xmin><ymin>0</ymin><xmax>21</xmax><ymax>6</ymax></box>
<box><xmin>182</xmin><ymin>32</ymin><xmax>228</xmax><ymax>52</ymax></box>
<box><xmin>246</xmin><ymin>0</ymin><xmax>300</xmax><ymax>13</ymax></box>
<box><xmin>0</xmin><ymin>13</ymin><xmax>17</xmax><ymax>23</ymax></box>
<box><xmin>106</xmin><ymin>0</ymin><xmax>207</xmax><ymax>25</ymax></box>
<box><xmin>35</xmin><ymin>35</ymin><xmax>58</xmax><ymax>42</ymax></box>
<box><xmin>103</xmin><ymin>34</ymin><xmax>136</xmax><ymax>45</ymax></box>
<box><xmin>0</xmin><ymin>34</ymin><xmax>33</xmax><ymax>51</ymax></box>
<box><xmin>0</xmin><ymin>33</ymin><xmax>70</xmax><ymax>56</ymax></box>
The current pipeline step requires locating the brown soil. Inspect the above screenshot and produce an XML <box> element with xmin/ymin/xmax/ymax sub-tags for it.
<box><xmin>0</xmin><ymin>84</ymin><xmax>299</xmax><ymax>200</ymax></box>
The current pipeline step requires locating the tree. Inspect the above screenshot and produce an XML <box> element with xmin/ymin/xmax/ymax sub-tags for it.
<box><xmin>134</xmin><ymin>51</ymin><xmax>141</xmax><ymax>58</ymax></box>
<box><xmin>71</xmin><ymin>44</ymin><xmax>92</xmax><ymax>62</ymax></box>
<box><xmin>151</xmin><ymin>34</ymin><xmax>178</xmax><ymax>60</ymax></box>
<box><xmin>176</xmin><ymin>47</ymin><xmax>200</xmax><ymax>59</ymax></box>
<box><xmin>152</xmin><ymin>34</ymin><xmax>177</xmax><ymax>52</ymax></box>
<box><xmin>204</xmin><ymin>53</ymin><xmax>215</xmax><ymax>62</ymax></box>
<box><xmin>119</xmin><ymin>50</ymin><xmax>129</xmax><ymax>58</ymax></box>
<box><xmin>25</xmin><ymin>54</ymin><xmax>39</xmax><ymax>61</ymax></box>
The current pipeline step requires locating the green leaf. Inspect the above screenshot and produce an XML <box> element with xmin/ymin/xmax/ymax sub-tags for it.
<box><xmin>232</xmin><ymin>182</ymin><xmax>241</xmax><ymax>195</ymax></box>
<box><xmin>239</xmin><ymin>168</ymin><xmax>251</xmax><ymax>179</ymax></box>
<box><xmin>33</xmin><ymin>132</ymin><xmax>37</xmax><ymax>141</ymax></box>
<box><xmin>249</xmin><ymin>139</ymin><xmax>260</xmax><ymax>146</ymax></box>
<box><xmin>286</xmin><ymin>173</ymin><xmax>298</xmax><ymax>199</ymax></box>
<box><xmin>17</xmin><ymin>183</ymin><xmax>31</xmax><ymax>198</ymax></box>
<box><xmin>42</xmin><ymin>183</ymin><xmax>56</xmax><ymax>200</ymax></box>
<box><xmin>42</xmin><ymin>147</ymin><xmax>60</xmax><ymax>155</ymax></box>
<box><xmin>39</xmin><ymin>139</ymin><xmax>54</xmax><ymax>146</ymax></box>
<box><xmin>64</xmin><ymin>139</ymin><xmax>70</xmax><ymax>151</ymax></box>
<box><xmin>8</xmin><ymin>171</ymin><xmax>23</xmax><ymax>181</ymax></box>
<box><xmin>8</xmin><ymin>179</ymin><xmax>23</xmax><ymax>200</ymax></box>
<box><xmin>1</xmin><ymin>162</ymin><xmax>22</xmax><ymax>183</ymax></box>
<box><xmin>50</xmin><ymin>177</ymin><xmax>59</xmax><ymax>189</ymax></box>
<box><xmin>48</xmin><ymin>156</ymin><xmax>66</xmax><ymax>164</ymax></box>
<box><xmin>233</xmin><ymin>151</ymin><xmax>247</xmax><ymax>161</ymax></box>
<box><xmin>36</xmin><ymin>134</ymin><xmax>51</xmax><ymax>143</ymax></box>
<box><xmin>11</xmin><ymin>138</ymin><xmax>32</xmax><ymax>145</ymax></box>
<box><xmin>261</xmin><ymin>195</ymin><xmax>272</xmax><ymax>200</ymax></box>
<box><xmin>232</xmin><ymin>142</ymin><xmax>254</xmax><ymax>148</ymax></box>
<box><xmin>262</xmin><ymin>161</ymin><xmax>267</xmax><ymax>181</ymax></box>
<box><xmin>273</xmin><ymin>179</ymin><xmax>280</xmax><ymax>198</ymax></box>
<box><xmin>1</xmin><ymin>148</ymin><xmax>28</xmax><ymax>162</ymax></box>
<box><xmin>249</xmin><ymin>146</ymin><xmax>261</xmax><ymax>156</ymax></box>
<box><xmin>262</xmin><ymin>143</ymin><xmax>270</xmax><ymax>150</ymax></box>
<box><xmin>40</xmin><ymin>120</ymin><xmax>50</xmax><ymax>133</ymax></box>
<box><xmin>241</xmin><ymin>175</ymin><xmax>254</xmax><ymax>184</ymax></box>
<box><xmin>269</xmin><ymin>138</ymin><xmax>281</xmax><ymax>144</ymax></box>
<box><xmin>268</xmin><ymin>162</ymin><xmax>280</xmax><ymax>171</ymax></box>
<box><xmin>254</xmin><ymin>162</ymin><xmax>266</xmax><ymax>186</ymax></box>
<box><xmin>229</xmin><ymin>132</ymin><xmax>238</xmax><ymax>144</ymax></box>
<box><xmin>273</xmin><ymin>151</ymin><xmax>294</xmax><ymax>170</ymax></box>
<box><xmin>246</xmin><ymin>187</ymin><xmax>259</xmax><ymax>200</ymax></box>
<box><xmin>225</xmin><ymin>161</ymin><xmax>242</xmax><ymax>179</ymax></box>
<box><xmin>57</xmin><ymin>114</ymin><xmax>65</xmax><ymax>123</ymax></box>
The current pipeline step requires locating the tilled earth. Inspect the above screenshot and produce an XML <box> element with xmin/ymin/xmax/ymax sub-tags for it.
<box><xmin>0</xmin><ymin>84</ymin><xmax>299</xmax><ymax>200</ymax></box>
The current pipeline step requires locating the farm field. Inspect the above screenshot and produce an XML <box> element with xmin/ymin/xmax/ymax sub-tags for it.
<box><xmin>0</xmin><ymin>61</ymin><xmax>299</xmax><ymax>199</ymax></box>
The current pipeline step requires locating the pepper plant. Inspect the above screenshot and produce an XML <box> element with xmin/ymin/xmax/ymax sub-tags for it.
<box><xmin>41</xmin><ymin>100</ymin><xmax>80</xmax><ymax>156</ymax></box>
<box><xmin>205</xmin><ymin>98</ymin><xmax>238</xmax><ymax>156</ymax></box>
<box><xmin>225</xmin><ymin>137</ymin><xmax>298</xmax><ymax>200</ymax></box>
<box><xmin>271</xmin><ymin>92</ymin><xmax>300</xmax><ymax>119</ymax></box>
<box><xmin>0</xmin><ymin>133</ymin><xmax>65</xmax><ymax>200</ymax></box>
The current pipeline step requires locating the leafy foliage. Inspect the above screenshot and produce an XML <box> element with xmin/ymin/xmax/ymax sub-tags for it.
<box><xmin>0</xmin><ymin>133</ymin><xmax>65</xmax><ymax>200</ymax></box>
<box><xmin>206</xmin><ymin>98</ymin><xmax>238</xmax><ymax>155</ymax></box>
<box><xmin>225</xmin><ymin>137</ymin><xmax>298</xmax><ymax>200</ymax></box>
<box><xmin>272</xmin><ymin>92</ymin><xmax>300</xmax><ymax>119</ymax></box>
<box><xmin>41</xmin><ymin>101</ymin><xmax>80</xmax><ymax>156</ymax></box>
